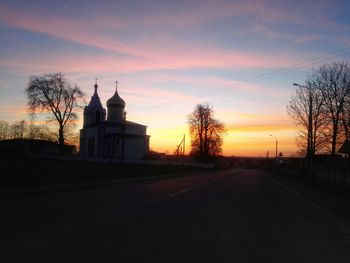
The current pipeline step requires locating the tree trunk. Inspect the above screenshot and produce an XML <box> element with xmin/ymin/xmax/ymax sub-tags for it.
<box><xmin>204</xmin><ymin>125</ymin><xmax>208</xmax><ymax>157</ymax></box>
<box><xmin>58</xmin><ymin>125</ymin><xmax>64</xmax><ymax>154</ymax></box>
<box><xmin>331</xmin><ymin>125</ymin><xmax>337</xmax><ymax>155</ymax></box>
<box><xmin>199</xmin><ymin>116</ymin><xmax>204</xmax><ymax>157</ymax></box>
<box><xmin>199</xmin><ymin>127</ymin><xmax>203</xmax><ymax>156</ymax></box>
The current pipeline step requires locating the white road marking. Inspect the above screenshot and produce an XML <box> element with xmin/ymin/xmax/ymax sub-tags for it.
<box><xmin>144</xmin><ymin>179</ymin><xmax>218</xmax><ymax>206</ymax></box>
<box><xmin>169</xmin><ymin>180</ymin><xmax>217</xmax><ymax>198</ymax></box>
<box><xmin>169</xmin><ymin>188</ymin><xmax>189</xmax><ymax>198</ymax></box>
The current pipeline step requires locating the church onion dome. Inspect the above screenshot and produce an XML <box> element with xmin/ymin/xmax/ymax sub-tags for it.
<box><xmin>84</xmin><ymin>82</ymin><xmax>104</xmax><ymax>112</ymax></box>
<box><xmin>107</xmin><ymin>82</ymin><xmax>125</xmax><ymax>108</ymax></box>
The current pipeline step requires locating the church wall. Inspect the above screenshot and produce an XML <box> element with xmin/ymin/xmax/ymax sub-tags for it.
<box><xmin>96</xmin><ymin>126</ymin><xmax>105</xmax><ymax>157</ymax></box>
<box><xmin>80</xmin><ymin>126</ymin><xmax>100</xmax><ymax>157</ymax></box>
<box><xmin>144</xmin><ymin>136</ymin><xmax>150</xmax><ymax>157</ymax></box>
<box><xmin>105</xmin><ymin>126</ymin><xmax>122</xmax><ymax>135</ymax></box>
<box><xmin>84</xmin><ymin>110</ymin><xmax>106</xmax><ymax>127</ymax></box>
<box><xmin>83</xmin><ymin>112</ymin><xmax>95</xmax><ymax>127</ymax></box>
<box><xmin>80</xmin><ymin>124</ymin><xmax>149</xmax><ymax>159</ymax></box>
<box><xmin>105</xmin><ymin>135</ymin><xmax>148</xmax><ymax>160</ymax></box>
<box><xmin>105</xmin><ymin>124</ymin><xmax>146</xmax><ymax>136</ymax></box>
<box><xmin>79</xmin><ymin>130</ymin><xmax>85</xmax><ymax>155</ymax></box>
<box><xmin>79</xmin><ymin>129</ymin><xmax>87</xmax><ymax>156</ymax></box>
<box><xmin>125</xmin><ymin>125</ymin><xmax>146</xmax><ymax>136</ymax></box>
<box><xmin>124</xmin><ymin>137</ymin><xmax>148</xmax><ymax>159</ymax></box>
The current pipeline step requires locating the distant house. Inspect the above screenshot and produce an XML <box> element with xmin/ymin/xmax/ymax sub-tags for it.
<box><xmin>79</xmin><ymin>81</ymin><xmax>150</xmax><ymax>159</ymax></box>
<box><xmin>339</xmin><ymin>140</ymin><xmax>350</xmax><ymax>157</ymax></box>
<box><xmin>0</xmin><ymin>139</ymin><xmax>76</xmax><ymax>157</ymax></box>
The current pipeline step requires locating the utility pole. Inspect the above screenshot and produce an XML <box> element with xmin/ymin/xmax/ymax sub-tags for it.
<box><xmin>308</xmin><ymin>92</ymin><xmax>313</xmax><ymax>160</ymax></box>
<box><xmin>183</xmin><ymin>134</ymin><xmax>185</xmax><ymax>156</ymax></box>
<box><xmin>173</xmin><ymin>134</ymin><xmax>186</xmax><ymax>162</ymax></box>
<box><xmin>270</xmin><ymin>134</ymin><xmax>278</xmax><ymax>158</ymax></box>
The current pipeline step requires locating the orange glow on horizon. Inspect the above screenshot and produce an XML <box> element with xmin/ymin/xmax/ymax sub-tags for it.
<box><xmin>1</xmin><ymin>103</ymin><xmax>299</xmax><ymax>157</ymax></box>
<box><xmin>148</xmin><ymin>125</ymin><xmax>298</xmax><ymax>157</ymax></box>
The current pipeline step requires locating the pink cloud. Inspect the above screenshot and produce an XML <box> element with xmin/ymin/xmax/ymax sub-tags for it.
<box><xmin>0</xmin><ymin>3</ymin><xmax>324</xmax><ymax>73</ymax></box>
<box><xmin>0</xmin><ymin>45</ymin><xmax>302</xmax><ymax>76</ymax></box>
<box><xmin>0</xmin><ymin>6</ymin><xmax>140</xmax><ymax>57</ymax></box>
<box><xmin>123</xmin><ymin>86</ymin><xmax>193</xmax><ymax>100</ymax></box>
<box><xmin>294</xmin><ymin>34</ymin><xmax>321</xmax><ymax>44</ymax></box>
<box><xmin>1</xmin><ymin>0</ymin><xmax>347</xmax><ymax>54</ymax></box>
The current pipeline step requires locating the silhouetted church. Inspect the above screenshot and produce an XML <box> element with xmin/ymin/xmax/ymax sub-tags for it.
<box><xmin>79</xmin><ymin>81</ymin><xmax>149</xmax><ymax>159</ymax></box>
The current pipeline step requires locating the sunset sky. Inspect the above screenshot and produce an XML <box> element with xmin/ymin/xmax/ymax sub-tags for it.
<box><xmin>1</xmin><ymin>0</ymin><xmax>350</xmax><ymax>156</ymax></box>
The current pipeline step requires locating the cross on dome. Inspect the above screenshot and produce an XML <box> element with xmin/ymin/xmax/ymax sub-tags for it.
<box><xmin>107</xmin><ymin>79</ymin><xmax>125</xmax><ymax>110</ymax></box>
<box><xmin>94</xmin><ymin>77</ymin><xmax>98</xmax><ymax>93</ymax></box>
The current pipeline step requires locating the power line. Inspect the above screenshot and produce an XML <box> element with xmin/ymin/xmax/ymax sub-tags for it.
<box><xmin>130</xmin><ymin>47</ymin><xmax>350</xmax><ymax>131</ymax></box>
<box><xmin>130</xmin><ymin>47</ymin><xmax>350</xmax><ymax>112</ymax></box>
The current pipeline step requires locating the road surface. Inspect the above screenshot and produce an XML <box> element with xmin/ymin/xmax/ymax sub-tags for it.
<box><xmin>1</xmin><ymin>168</ymin><xmax>349</xmax><ymax>262</ymax></box>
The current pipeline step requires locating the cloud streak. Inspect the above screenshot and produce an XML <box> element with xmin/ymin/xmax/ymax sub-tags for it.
<box><xmin>0</xmin><ymin>2</ymin><xmax>321</xmax><ymax>74</ymax></box>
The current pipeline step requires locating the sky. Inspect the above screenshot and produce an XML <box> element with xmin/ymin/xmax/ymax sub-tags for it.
<box><xmin>1</xmin><ymin>0</ymin><xmax>350</xmax><ymax>157</ymax></box>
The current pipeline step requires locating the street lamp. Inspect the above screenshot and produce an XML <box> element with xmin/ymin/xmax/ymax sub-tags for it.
<box><xmin>270</xmin><ymin>134</ymin><xmax>278</xmax><ymax>158</ymax></box>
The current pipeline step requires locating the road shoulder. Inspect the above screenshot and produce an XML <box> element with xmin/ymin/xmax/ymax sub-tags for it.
<box><xmin>262</xmin><ymin>170</ymin><xmax>350</xmax><ymax>238</ymax></box>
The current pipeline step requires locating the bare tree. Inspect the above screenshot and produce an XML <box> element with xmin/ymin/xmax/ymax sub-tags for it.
<box><xmin>0</xmin><ymin>120</ymin><xmax>9</xmax><ymax>140</ymax></box>
<box><xmin>27</xmin><ymin>123</ymin><xmax>55</xmax><ymax>141</ymax></box>
<box><xmin>340</xmin><ymin>92</ymin><xmax>350</xmax><ymax>142</ymax></box>
<box><xmin>287</xmin><ymin>82</ymin><xmax>329</xmax><ymax>157</ymax></box>
<box><xmin>9</xmin><ymin>120</ymin><xmax>26</xmax><ymax>139</ymax></box>
<box><xmin>288</xmin><ymin>62</ymin><xmax>350</xmax><ymax>156</ymax></box>
<box><xmin>316</xmin><ymin>62</ymin><xmax>350</xmax><ymax>155</ymax></box>
<box><xmin>26</xmin><ymin>73</ymin><xmax>85</xmax><ymax>152</ymax></box>
<box><xmin>188</xmin><ymin>103</ymin><xmax>225</xmax><ymax>159</ymax></box>
<box><xmin>27</xmin><ymin>123</ymin><xmax>39</xmax><ymax>139</ymax></box>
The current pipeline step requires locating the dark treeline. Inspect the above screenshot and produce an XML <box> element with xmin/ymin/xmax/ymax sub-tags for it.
<box><xmin>287</xmin><ymin>61</ymin><xmax>350</xmax><ymax>157</ymax></box>
<box><xmin>0</xmin><ymin>119</ymin><xmax>55</xmax><ymax>141</ymax></box>
<box><xmin>0</xmin><ymin>119</ymin><xmax>79</xmax><ymax>146</ymax></box>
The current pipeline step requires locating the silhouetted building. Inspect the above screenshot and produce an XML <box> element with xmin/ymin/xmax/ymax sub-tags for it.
<box><xmin>79</xmin><ymin>81</ymin><xmax>149</xmax><ymax>159</ymax></box>
<box><xmin>0</xmin><ymin>139</ymin><xmax>75</xmax><ymax>157</ymax></box>
<box><xmin>339</xmin><ymin>140</ymin><xmax>350</xmax><ymax>157</ymax></box>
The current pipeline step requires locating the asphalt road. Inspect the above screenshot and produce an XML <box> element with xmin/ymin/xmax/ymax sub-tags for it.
<box><xmin>1</xmin><ymin>168</ymin><xmax>350</xmax><ymax>262</ymax></box>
